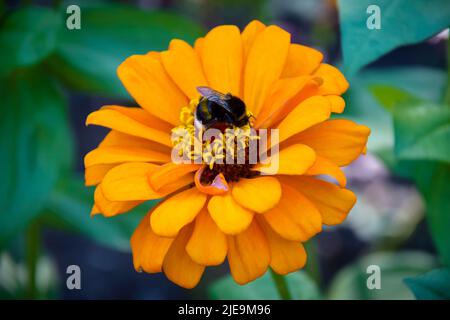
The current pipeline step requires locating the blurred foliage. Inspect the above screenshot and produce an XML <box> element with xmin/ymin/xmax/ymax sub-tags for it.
<box><xmin>338</xmin><ymin>0</ymin><xmax>450</xmax><ymax>74</ymax></box>
<box><xmin>49</xmin><ymin>3</ymin><xmax>204</xmax><ymax>98</ymax></box>
<box><xmin>0</xmin><ymin>0</ymin><xmax>449</xmax><ymax>300</ymax></box>
<box><xmin>0</xmin><ymin>68</ymin><xmax>73</xmax><ymax>247</ymax></box>
<box><xmin>43</xmin><ymin>176</ymin><xmax>153</xmax><ymax>252</ymax></box>
<box><xmin>0</xmin><ymin>253</ymin><xmax>59</xmax><ymax>299</ymax></box>
<box><xmin>371</xmin><ymin>86</ymin><xmax>450</xmax><ymax>270</ymax></box>
<box><xmin>0</xmin><ymin>7</ymin><xmax>61</xmax><ymax>76</ymax></box>
<box><xmin>209</xmin><ymin>271</ymin><xmax>320</xmax><ymax>300</ymax></box>
<box><xmin>0</xmin><ymin>2</ymin><xmax>203</xmax><ymax>251</ymax></box>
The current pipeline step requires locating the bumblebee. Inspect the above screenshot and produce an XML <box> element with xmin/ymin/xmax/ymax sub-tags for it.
<box><xmin>195</xmin><ymin>86</ymin><xmax>250</xmax><ymax>130</ymax></box>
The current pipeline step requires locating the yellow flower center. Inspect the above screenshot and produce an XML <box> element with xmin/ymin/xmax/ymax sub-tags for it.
<box><xmin>171</xmin><ymin>97</ymin><xmax>259</xmax><ymax>183</ymax></box>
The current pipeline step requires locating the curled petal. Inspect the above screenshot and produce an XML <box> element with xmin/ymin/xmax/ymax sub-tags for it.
<box><xmin>194</xmin><ymin>167</ymin><xmax>229</xmax><ymax>195</ymax></box>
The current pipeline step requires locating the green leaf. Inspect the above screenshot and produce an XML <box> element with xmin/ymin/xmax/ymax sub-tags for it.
<box><xmin>338</xmin><ymin>0</ymin><xmax>450</xmax><ymax>73</ymax></box>
<box><xmin>48</xmin><ymin>4</ymin><xmax>204</xmax><ymax>97</ymax></box>
<box><xmin>208</xmin><ymin>271</ymin><xmax>320</xmax><ymax>300</ymax></box>
<box><xmin>43</xmin><ymin>176</ymin><xmax>155</xmax><ymax>251</ymax></box>
<box><xmin>393</xmin><ymin>103</ymin><xmax>450</xmax><ymax>163</ymax></box>
<box><xmin>327</xmin><ymin>251</ymin><xmax>436</xmax><ymax>300</ymax></box>
<box><xmin>0</xmin><ymin>69</ymin><xmax>73</xmax><ymax>247</ymax></box>
<box><xmin>405</xmin><ymin>268</ymin><xmax>450</xmax><ymax>300</ymax></box>
<box><xmin>0</xmin><ymin>7</ymin><xmax>62</xmax><ymax>76</ymax></box>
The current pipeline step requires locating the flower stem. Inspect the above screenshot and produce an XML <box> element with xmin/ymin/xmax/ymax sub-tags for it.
<box><xmin>445</xmin><ymin>36</ymin><xmax>450</xmax><ymax>106</ymax></box>
<box><xmin>305</xmin><ymin>239</ymin><xmax>321</xmax><ymax>287</ymax></box>
<box><xmin>270</xmin><ymin>269</ymin><xmax>291</xmax><ymax>300</ymax></box>
<box><xmin>26</xmin><ymin>221</ymin><xmax>40</xmax><ymax>299</ymax></box>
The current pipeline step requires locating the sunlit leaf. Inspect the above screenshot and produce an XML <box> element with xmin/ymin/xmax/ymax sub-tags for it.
<box><xmin>369</xmin><ymin>85</ymin><xmax>420</xmax><ymax>111</ymax></box>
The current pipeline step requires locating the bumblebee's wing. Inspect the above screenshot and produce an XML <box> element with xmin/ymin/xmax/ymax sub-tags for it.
<box><xmin>196</xmin><ymin>86</ymin><xmax>231</xmax><ymax>110</ymax></box>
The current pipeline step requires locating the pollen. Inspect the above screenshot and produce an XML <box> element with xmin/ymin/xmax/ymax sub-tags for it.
<box><xmin>171</xmin><ymin>98</ymin><xmax>258</xmax><ymax>181</ymax></box>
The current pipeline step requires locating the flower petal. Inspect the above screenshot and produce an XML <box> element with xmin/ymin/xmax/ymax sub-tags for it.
<box><xmin>85</xmin><ymin>164</ymin><xmax>115</xmax><ymax>186</ymax></box>
<box><xmin>186</xmin><ymin>208</ymin><xmax>227</xmax><ymax>266</ymax></box>
<box><xmin>131</xmin><ymin>211</ymin><xmax>173</xmax><ymax>273</ymax></box>
<box><xmin>149</xmin><ymin>163</ymin><xmax>201</xmax><ymax>190</ymax></box>
<box><xmin>263</xmin><ymin>183</ymin><xmax>322</xmax><ymax>241</ymax></box>
<box><xmin>305</xmin><ymin>155</ymin><xmax>347</xmax><ymax>187</ymax></box>
<box><xmin>99</xmin><ymin>130</ymin><xmax>171</xmax><ymax>154</ymax></box>
<box><xmin>150</xmin><ymin>188</ymin><xmax>207</xmax><ymax>237</ymax></box>
<box><xmin>244</xmin><ymin>25</ymin><xmax>290</xmax><ymax>116</ymax></box>
<box><xmin>255</xmin><ymin>76</ymin><xmax>311</xmax><ymax>129</ymax></box>
<box><xmin>117</xmin><ymin>54</ymin><xmax>187</xmax><ymax>125</ymax></box>
<box><xmin>313</xmin><ymin>63</ymin><xmax>349</xmax><ymax>95</ymax></box>
<box><xmin>326</xmin><ymin>95</ymin><xmax>345</xmax><ymax>114</ymax></box>
<box><xmin>232</xmin><ymin>177</ymin><xmax>281</xmax><ymax>213</ymax></box>
<box><xmin>277</xmin><ymin>95</ymin><xmax>331</xmax><ymax>143</ymax></box>
<box><xmin>259</xmin><ymin>219</ymin><xmax>307</xmax><ymax>275</ymax></box>
<box><xmin>241</xmin><ymin>20</ymin><xmax>266</xmax><ymax>60</ymax></box>
<box><xmin>85</xmin><ymin>146</ymin><xmax>170</xmax><ymax>167</ymax></box>
<box><xmin>194</xmin><ymin>37</ymin><xmax>204</xmax><ymax>56</ymax></box>
<box><xmin>281</xmin><ymin>44</ymin><xmax>323</xmax><ymax>78</ymax></box>
<box><xmin>101</xmin><ymin>162</ymin><xmax>192</xmax><ymax>201</ymax></box>
<box><xmin>162</xmin><ymin>225</ymin><xmax>205</xmax><ymax>289</ymax></box>
<box><xmin>202</xmin><ymin>25</ymin><xmax>243</xmax><ymax>96</ymax></box>
<box><xmin>101</xmin><ymin>105</ymin><xmax>172</xmax><ymax>132</ymax></box>
<box><xmin>161</xmin><ymin>39</ymin><xmax>208</xmax><ymax>99</ymax></box>
<box><xmin>280</xmin><ymin>176</ymin><xmax>356</xmax><ymax>225</ymax></box>
<box><xmin>286</xmin><ymin>119</ymin><xmax>370</xmax><ymax>166</ymax></box>
<box><xmin>194</xmin><ymin>167</ymin><xmax>229</xmax><ymax>196</ymax></box>
<box><xmin>227</xmin><ymin>220</ymin><xmax>270</xmax><ymax>285</ymax></box>
<box><xmin>208</xmin><ymin>192</ymin><xmax>254</xmax><ymax>235</ymax></box>
<box><xmin>255</xmin><ymin>144</ymin><xmax>316</xmax><ymax>175</ymax></box>
<box><xmin>101</xmin><ymin>162</ymin><xmax>157</xmax><ymax>201</ymax></box>
<box><xmin>86</xmin><ymin>107</ymin><xmax>172</xmax><ymax>147</ymax></box>
<box><xmin>94</xmin><ymin>185</ymin><xmax>141</xmax><ymax>217</ymax></box>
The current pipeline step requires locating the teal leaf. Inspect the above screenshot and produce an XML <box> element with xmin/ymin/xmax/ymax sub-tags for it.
<box><xmin>48</xmin><ymin>4</ymin><xmax>204</xmax><ymax>97</ymax></box>
<box><xmin>0</xmin><ymin>69</ymin><xmax>73</xmax><ymax>247</ymax></box>
<box><xmin>405</xmin><ymin>268</ymin><xmax>450</xmax><ymax>300</ymax></box>
<box><xmin>208</xmin><ymin>271</ymin><xmax>320</xmax><ymax>300</ymax></box>
<box><xmin>0</xmin><ymin>7</ymin><xmax>62</xmax><ymax>76</ymax></box>
<box><xmin>338</xmin><ymin>0</ymin><xmax>450</xmax><ymax>74</ymax></box>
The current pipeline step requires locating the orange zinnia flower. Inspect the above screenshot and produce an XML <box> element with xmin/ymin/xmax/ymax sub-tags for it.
<box><xmin>85</xmin><ymin>20</ymin><xmax>370</xmax><ymax>288</ymax></box>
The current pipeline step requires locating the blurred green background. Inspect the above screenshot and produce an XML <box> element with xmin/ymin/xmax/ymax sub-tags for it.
<box><xmin>0</xmin><ymin>0</ymin><xmax>449</xmax><ymax>300</ymax></box>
